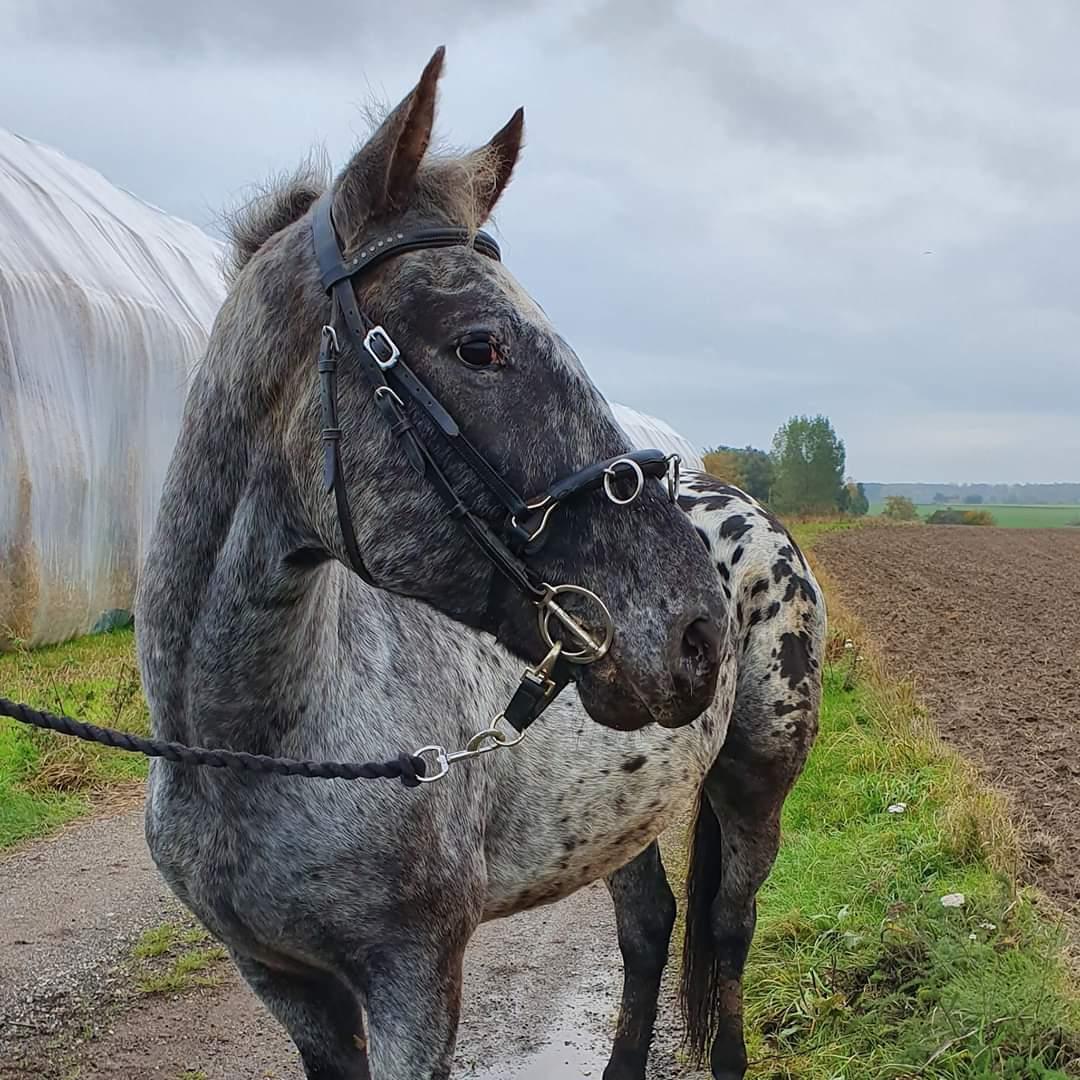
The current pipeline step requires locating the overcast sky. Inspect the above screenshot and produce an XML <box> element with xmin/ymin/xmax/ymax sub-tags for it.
<box><xmin>3</xmin><ymin>0</ymin><xmax>1078</xmax><ymax>483</ymax></box>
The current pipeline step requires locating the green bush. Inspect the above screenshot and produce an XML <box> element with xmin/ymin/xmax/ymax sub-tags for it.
<box><xmin>927</xmin><ymin>508</ymin><xmax>996</xmax><ymax>526</ymax></box>
<box><xmin>883</xmin><ymin>495</ymin><xmax>920</xmax><ymax>521</ymax></box>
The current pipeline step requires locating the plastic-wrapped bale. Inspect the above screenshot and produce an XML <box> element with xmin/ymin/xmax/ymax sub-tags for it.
<box><xmin>0</xmin><ymin>130</ymin><xmax>227</xmax><ymax>648</ymax></box>
<box><xmin>609</xmin><ymin>402</ymin><xmax>705</xmax><ymax>473</ymax></box>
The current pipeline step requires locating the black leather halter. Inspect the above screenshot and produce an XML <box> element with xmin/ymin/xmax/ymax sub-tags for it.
<box><xmin>310</xmin><ymin>193</ymin><xmax>679</xmax><ymax>650</ymax></box>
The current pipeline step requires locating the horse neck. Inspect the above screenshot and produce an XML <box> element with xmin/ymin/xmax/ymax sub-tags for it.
<box><xmin>136</xmin><ymin>372</ymin><xmax>505</xmax><ymax>761</ymax></box>
<box><xmin>136</xmin><ymin>362</ymin><xmax>328</xmax><ymax>741</ymax></box>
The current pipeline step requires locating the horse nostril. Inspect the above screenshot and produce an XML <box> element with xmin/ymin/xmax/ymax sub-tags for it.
<box><xmin>680</xmin><ymin>616</ymin><xmax>723</xmax><ymax>678</ymax></box>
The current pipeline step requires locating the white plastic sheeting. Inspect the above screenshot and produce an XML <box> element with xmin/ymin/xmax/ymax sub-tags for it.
<box><xmin>610</xmin><ymin>402</ymin><xmax>705</xmax><ymax>472</ymax></box>
<box><xmin>0</xmin><ymin>130</ymin><xmax>226</xmax><ymax>647</ymax></box>
<box><xmin>0</xmin><ymin>128</ymin><xmax>703</xmax><ymax>648</ymax></box>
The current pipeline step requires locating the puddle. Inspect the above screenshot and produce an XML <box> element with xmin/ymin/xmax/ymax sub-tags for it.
<box><xmin>465</xmin><ymin>988</ymin><xmax>612</xmax><ymax>1079</ymax></box>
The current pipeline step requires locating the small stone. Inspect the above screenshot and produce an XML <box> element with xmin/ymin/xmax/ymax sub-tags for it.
<box><xmin>887</xmin><ymin>803</ymin><xmax>907</xmax><ymax>814</ymax></box>
<box><xmin>940</xmin><ymin>893</ymin><xmax>965</xmax><ymax>908</ymax></box>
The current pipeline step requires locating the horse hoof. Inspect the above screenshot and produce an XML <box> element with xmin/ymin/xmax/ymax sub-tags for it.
<box><xmin>601</xmin><ymin>1050</ymin><xmax>648</xmax><ymax>1080</ymax></box>
<box><xmin>602</xmin><ymin>1061</ymin><xmax>645</xmax><ymax>1080</ymax></box>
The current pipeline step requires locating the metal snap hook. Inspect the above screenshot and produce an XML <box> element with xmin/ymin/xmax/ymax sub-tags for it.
<box><xmin>603</xmin><ymin>458</ymin><xmax>645</xmax><ymax>506</ymax></box>
<box><xmin>536</xmin><ymin>583</ymin><xmax>615</xmax><ymax>664</ymax></box>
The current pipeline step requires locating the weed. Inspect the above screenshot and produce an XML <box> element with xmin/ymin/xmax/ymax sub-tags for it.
<box><xmin>136</xmin><ymin>946</ymin><xmax>227</xmax><ymax>995</ymax></box>
<box><xmin>130</xmin><ymin>919</ymin><xmax>223</xmax><ymax>996</ymax></box>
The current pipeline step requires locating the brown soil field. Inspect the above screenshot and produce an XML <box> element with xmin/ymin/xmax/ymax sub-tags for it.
<box><xmin>814</xmin><ymin>524</ymin><xmax>1080</xmax><ymax>909</ymax></box>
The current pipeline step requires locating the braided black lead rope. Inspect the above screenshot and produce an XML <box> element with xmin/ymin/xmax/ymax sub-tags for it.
<box><xmin>0</xmin><ymin>698</ymin><xmax>427</xmax><ymax>788</ymax></box>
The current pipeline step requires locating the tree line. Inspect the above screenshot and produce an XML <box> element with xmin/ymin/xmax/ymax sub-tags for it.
<box><xmin>703</xmin><ymin>414</ymin><xmax>869</xmax><ymax>517</ymax></box>
<box><xmin>864</xmin><ymin>481</ymin><xmax>1080</xmax><ymax>505</ymax></box>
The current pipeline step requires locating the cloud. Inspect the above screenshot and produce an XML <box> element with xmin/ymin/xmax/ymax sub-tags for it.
<box><xmin>14</xmin><ymin>0</ymin><xmax>537</xmax><ymax>59</ymax></box>
<box><xmin>2</xmin><ymin>0</ymin><xmax>1078</xmax><ymax>481</ymax></box>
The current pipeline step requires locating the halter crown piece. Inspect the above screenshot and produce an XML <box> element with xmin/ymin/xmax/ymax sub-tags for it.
<box><xmin>309</xmin><ymin>193</ymin><xmax>681</xmax><ymax>737</ymax></box>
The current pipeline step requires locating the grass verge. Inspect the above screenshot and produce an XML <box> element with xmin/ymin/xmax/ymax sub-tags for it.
<box><xmin>0</xmin><ymin>627</ymin><xmax>147</xmax><ymax>848</ymax></box>
<box><xmin>664</xmin><ymin>518</ymin><xmax>1080</xmax><ymax>1078</ymax></box>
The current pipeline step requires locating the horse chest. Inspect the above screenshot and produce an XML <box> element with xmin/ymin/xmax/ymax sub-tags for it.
<box><xmin>480</xmin><ymin>720</ymin><xmax>721</xmax><ymax>920</ymax></box>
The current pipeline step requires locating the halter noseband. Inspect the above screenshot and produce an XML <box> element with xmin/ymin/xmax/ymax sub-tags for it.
<box><xmin>310</xmin><ymin>193</ymin><xmax>679</xmax><ymax>682</ymax></box>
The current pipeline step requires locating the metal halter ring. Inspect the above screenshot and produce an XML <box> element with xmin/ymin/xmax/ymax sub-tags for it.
<box><xmin>603</xmin><ymin>458</ymin><xmax>645</xmax><ymax>506</ymax></box>
<box><xmin>537</xmin><ymin>583</ymin><xmax>614</xmax><ymax>664</ymax></box>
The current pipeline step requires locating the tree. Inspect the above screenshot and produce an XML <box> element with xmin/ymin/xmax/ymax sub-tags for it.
<box><xmin>843</xmin><ymin>479</ymin><xmax>869</xmax><ymax>516</ymax></box>
<box><xmin>702</xmin><ymin>449</ymin><xmax>745</xmax><ymax>488</ymax></box>
<box><xmin>769</xmin><ymin>415</ymin><xmax>846</xmax><ymax>515</ymax></box>
<box><xmin>963</xmin><ymin>494</ymin><xmax>983</xmax><ymax>504</ymax></box>
<box><xmin>933</xmin><ymin>492</ymin><xmax>948</xmax><ymax>503</ymax></box>
<box><xmin>737</xmin><ymin>447</ymin><xmax>774</xmax><ymax>503</ymax></box>
<box><xmin>883</xmin><ymin>495</ymin><xmax>919</xmax><ymax>521</ymax></box>
<box><xmin>701</xmin><ymin>445</ymin><xmax>774</xmax><ymax>502</ymax></box>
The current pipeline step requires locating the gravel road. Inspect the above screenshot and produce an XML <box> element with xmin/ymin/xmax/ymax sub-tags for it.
<box><xmin>0</xmin><ymin>808</ymin><xmax>701</xmax><ymax>1079</ymax></box>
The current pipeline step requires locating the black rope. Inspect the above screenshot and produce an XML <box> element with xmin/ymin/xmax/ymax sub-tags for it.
<box><xmin>0</xmin><ymin>698</ymin><xmax>427</xmax><ymax>788</ymax></box>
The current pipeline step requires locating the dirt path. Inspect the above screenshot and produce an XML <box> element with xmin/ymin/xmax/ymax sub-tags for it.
<box><xmin>0</xmin><ymin>808</ymin><xmax>700</xmax><ymax>1079</ymax></box>
<box><xmin>814</xmin><ymin>524</ymin><xmax>1080</xmax><ymax>908</ymax></box>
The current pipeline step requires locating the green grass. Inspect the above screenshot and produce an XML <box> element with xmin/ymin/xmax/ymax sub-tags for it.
<box><xmin>781</xmin><ymin>517</ymin><xmax>869</xmax><ymax>547</ymax></box>
<box><xmin>869</xmin><ymin>503</ymin><xmax>1080</xmax><ymax>529</ymax></box>
<box><xmin>732</xmin><ymin>664</ymin><xmax>1079</xmax><ymax>1077</ymax></box>
<box><xmin>661</xmin><ymin>520</ymin><xmax>1080</xmax><ymax>1078</ymax></box>
<box><xmin>130</xmin><ymin>919</ymin><xmax>227</xmax><ymax>995</ymax></box>
<box><xmin>0</xmin><ymin>628</ymin><xmax>147</xmax><ymax>848</ymax></box>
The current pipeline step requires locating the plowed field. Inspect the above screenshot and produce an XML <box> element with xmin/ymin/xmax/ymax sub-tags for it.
<box><xmin>814</xmin><ymin>525</ymin><xmax>1080</xmax><ymax>907</ymax></box>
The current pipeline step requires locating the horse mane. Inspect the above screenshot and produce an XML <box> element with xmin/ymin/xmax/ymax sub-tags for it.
<box><xmin>221</xmin><ymin>153</ymin><xmax>330</xmax><ymax>285</ymax></box>
<box><xmin>222</xmin><ymin>112</ymin><xmax>502</xmax><ymax>286</ymax></box>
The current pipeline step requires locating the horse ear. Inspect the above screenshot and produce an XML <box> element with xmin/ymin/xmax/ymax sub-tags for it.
<box><xmin>474</xmin><ymin>107</ymin><xmax>525</xmax><ymax>219</ymax></box>
<box><xmin>332</xmin><ymin>46</ymin><xmax>445</xmax><ymax>240</ymax></box>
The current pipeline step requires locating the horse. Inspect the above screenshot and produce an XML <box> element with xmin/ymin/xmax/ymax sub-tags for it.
<box><xmin>605</xmin><ymin>472</ymin><xmax>825</xmax><ymax>1079</ymax></box>
<box><xmin>134</xmin><ymin>49</ymin><xmax>825</xmax><ymax>1079</ymax></box>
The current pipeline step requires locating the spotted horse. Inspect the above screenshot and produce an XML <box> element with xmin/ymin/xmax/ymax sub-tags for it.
<box><xmin>600</xmin><ymin>470</ymin><xmax>826</xmax><ymax>1080</ymax></box>
<box><xmin>132</xmin><ymin>48</ymin><xmax>823</xmax><ymax>1080</ymax></box>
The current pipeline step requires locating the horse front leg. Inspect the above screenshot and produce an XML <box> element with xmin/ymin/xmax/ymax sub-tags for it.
<box><xmin>231</xmin><ymin>951</ymin><xmax>372</xmax><ymax>1080</ymax></box>
<box><xmin>603</xmin><ymin>841</ymin><xmax>677</xmax><ymax>1080</ymax></box>
<box><xmin>361</xmin><ymin>932</ymin><xmax>469</xmax><ymax>1080</ymax></box>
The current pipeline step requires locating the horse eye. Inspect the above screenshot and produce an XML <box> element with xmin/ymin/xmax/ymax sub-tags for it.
<box><xmin>455</xmin><ymin>336</ymin><xmax>501</xmax><ymax>370</ymax></box>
